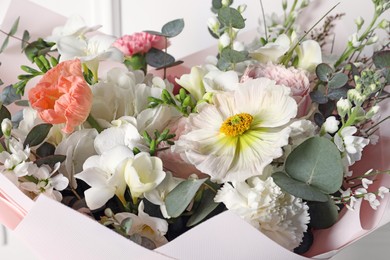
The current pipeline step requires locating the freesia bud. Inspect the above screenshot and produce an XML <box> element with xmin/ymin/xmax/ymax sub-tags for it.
<box><xmin>219</xmin><ymin>32</ymin><xmax>231</xmax><ymax>49</ymax></box>
<box><xmin>337</xmin><ymin>98</ymin><xmax>352</xmax><ymax>117</ymax></box>
<box><xmin>322</xmin><ymin>116</ymin><xmax>340</xmax><ymax>134</ymax></box>
<box><xmin>355</xmin><ymin>16</ymin><xmax>364</xmax><ymax>30</ymax></box>
<box><xmin>378</xmin><ymin>19</ymin><xmax>389</xmax><ymax>29</ymax></box>
<box><xmin>1</xmin><ymin>118</ymin><xmax>12</xmax><ymax>138</ymax></box>
<box><xmin>282</xmin><ymin>0</ymin><xmax>288</xmax><ymax>10</ymax></box>
<box><xmin>367</xmin><ymin>35</ymin><xmax>378</xmax><ymax>45</ymax></box>
<box><xmin>366</xmin><ymin>105</ymin><xmax>379</xmax><ymax>119</ymax></box>
<box><xmin>238</xmin><ymin>4</ymin><xmax>247</xmax><ymax>13</ymax></box>
<box><xmin>207</xmin><ymin>17</ymin><xmax>220</xmax><ymax>34</ymax></box>
<box><xmin>222</xmin><ymin>0</ymin><xmax>232</xmax><ymax>7</ymax></box>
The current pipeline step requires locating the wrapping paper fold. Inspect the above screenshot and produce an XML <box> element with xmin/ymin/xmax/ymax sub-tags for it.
<box><xmin>1</xmin><ymin>1</ymin><xmax>390</xmax><ymax>259</ymax></box>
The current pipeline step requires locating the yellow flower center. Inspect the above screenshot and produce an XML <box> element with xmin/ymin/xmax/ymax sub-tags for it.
<box><xmin>220</xmin><ymin>113</ymin><xmax>253</xmax><ymax>137</ymax></box>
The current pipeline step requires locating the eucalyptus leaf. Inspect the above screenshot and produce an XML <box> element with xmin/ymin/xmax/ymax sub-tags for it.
<box><xmin>314</xmin><ymin>112</ymin><xmax>325</xmax><ymax>127</ymax></box>
<box><xmin>21</xmin><ymin>30</ymin><xmax>30</xmax><ymax>49</ymax></box>
<box><xmin>162</xmin><ymin>19</ymin><xmax>184</xmax><ymax>38</ymax></box>
<box><xmin>9</xmin><ymin>17</ymin><xmax>20</xmax><ymax>36</ymax></box>
<box><xmin>328</xmin><ymin>73</ymin><xmax>348</xmax><ymax>89</ymax></box>
<box><xmin>0</xmin><ymin>85</ymin><xmax>21</xmax><ymax>105</ymax></box>
<box><xmin>220</xmin><ymin>49</ymin><xmax>248</xmax><ymax>63</ymax></box>
<box><xmin>0</xmin><ymin>36</ymin><xmax>10</xmax><ymax>53</ymax></box>
<box><xmin>316</xmin><ymin>63</ymin><xmax>333</xmax><ymax>82</ymax></box>
<box><xmin>187</xmin><ymin>189</ymin><xmax>219</xmax><ymax>227</ymax></box>
<box><xmin>23</xmin><ymin>123</ymin><xmax>52</xmax><ymax>148</ymax></box>
<box><xmin>285</xmin><ymin>136</ymin><xmax>343</xmax><ymax>194</ymax></box>
<box><xmin>165</xmin><ymin>178</ymin><xmax>207</xmax><ymax>218</ymax></box>
<box><xmin>212</xmin><ymin>0</ymin><xmax>223</xmax><ymax>9</ymax></box>
<box><xmin>155</xmin><ymin>60</ymin><xmax>184</xmax><ymax>70</ymax></box>
<box><xmin>318</xmin><ymin>101</ymin><xmax>336</xmax><ymax>118</ymax></box>
<box><xmin>146</xmin><ymin>48</ymin><xmax>175</xmax><ymax>68</ymax></box>
<box><xmin>327</xmin><ymin>86</ymin><xmax>349</xmax><ymax>101</ymax></box>
<box><xmin>309</xmin><ymin>90</ymin><xmax>328</xmax><ymax>104</ymax></box>
<box><xmin>36</xmin><ymin>142</ymin><xmax>56</xmax><ymax>157</ymax></box>
<box><xmin>272</xmin><ymin>172</ymin><xmax>329</xmax><ymax>202</ymax></box>
<box><xmin>217</xmin><ymin>57</ymin><xmax>231</xmax><ymax>71</ymax></box>
<box><xmin>218</xmin><ymin>7</ymin><xmax>245</xmax><ymax>29</ymax></box>
<box><xmin>14</xmin><ymin>100</ymin><xmax>30</xmax><ymax>106</ymax></box>
<box><xmin>24</xmin><ymin>39</ymin><xmax>54</xmax><ymax>62</ymax></box>
<box><xmin>35</xmin><ymin>154</ymin><xmax>66</xmax><ymax>167</ymax></box>
<box><xmin>373</xmin><ymin>50</ymin><xmax>390</xmax><ymax>69</ymax></box>
<box><xmin>143</xmin><ymin>30</ymin><xmax>165</xmax><ymax>37</ymax></box>
<box><xmin>308</xmin><ymin>198</ymin><xmax>339</xmax><ymax>229</ymax></box>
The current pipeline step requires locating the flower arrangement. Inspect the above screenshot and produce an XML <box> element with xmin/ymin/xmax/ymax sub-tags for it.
<box><xmin>0</xmin><ymin>0</ymin><xmax>389</xmax><ymax>258</ymax></box>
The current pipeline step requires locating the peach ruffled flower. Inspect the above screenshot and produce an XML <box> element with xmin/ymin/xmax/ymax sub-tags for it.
<box><xmin>241</xmin><ymin>63</ymin><xmax>312</xmax><ymax>117</ymax></box>
<box><xmin>28</xmin><ymin>59</ymin><xmax>92</xmax><ymax>134</ymax></box>
<box><xmin>113</xmin><ymin>32</ymin><xmax>167</xmax><ymax>56</ymax></box>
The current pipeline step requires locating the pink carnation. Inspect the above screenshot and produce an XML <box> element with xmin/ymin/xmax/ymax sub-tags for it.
<box><xmin>241</xmin><ymin>63</ymin><xmax>312</xmax><ymax>117</ymax></box>
<box><xmin>113</xmin><ymin>32</ymin><xmax>167</xmax><ymax>56</ymax></box>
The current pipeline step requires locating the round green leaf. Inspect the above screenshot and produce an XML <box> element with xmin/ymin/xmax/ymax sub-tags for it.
<box><xmin>161</xmin><ymin>19</ymin><xmax>184</xmax><ymax>38</ymax></box>
<box><xmin>165</xmin><ymin>178</ymin><xmax>207</xmax><ymax>218</ymax></box>
<box><xmin>328</xmin><ymin>73</ymin><xmax>348</xmax><ymax>89</ymax></box>
<box><xmin>23</xmin><ymin>123</ymin><xmax>52</xmax><ymax>148</ymax></box>
<box><xmin>187</xmin><ymin>189</ymin><xmax>219</xmax><ymax>227</ymax></box>
<box><xmin>285</xmin><ymin>137</ymin><xmax>343</xmax><ymax>194</ymax></box>
<box><xmin>218</xmin><ymin>7</ymin><xmax>245</xmax><ymax>29</ymax></box>
<box><xmin>315</xmin><ymin>63</ymin><xmax>333</xmax><ymax>82</ymax></box>
<box><xmin>272</xmin><ymin>172</ymin><xmax>329</xmax><ymax>202</ymax></box>
<box><xmin>308</xmin><ymin>198</ymin><xmax>339</xmax><ymax>229</ymax></box>
<box><xmin>145</xmin><ymin>48</ymin><xmax>175</xmax><ymax>68</ymax></box>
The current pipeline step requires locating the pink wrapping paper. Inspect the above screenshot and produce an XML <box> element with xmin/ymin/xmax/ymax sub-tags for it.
<box><xmin>1</xmin><ymin>1</ymin><xmax>390</xmax><ymax>259</ymax></box>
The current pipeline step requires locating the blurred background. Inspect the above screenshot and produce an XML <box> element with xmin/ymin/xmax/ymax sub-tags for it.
<box><xmin>0</xmin><ymin>0</ymin><xmax>389</xmax><ymax>259</ymax></box>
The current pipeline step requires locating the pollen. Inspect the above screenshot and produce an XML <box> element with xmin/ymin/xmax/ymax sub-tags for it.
<box><xmin>220</xmin><ymin>113</ymin><xmax>253</xmax><ymax>137</ymax></box>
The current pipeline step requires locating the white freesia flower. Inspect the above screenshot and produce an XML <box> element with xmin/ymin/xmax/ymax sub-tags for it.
<box><xmin>144</xmin><ymin>172</ymin><xmax>184</xmax><ymax>218</ymax></box>
<box><xmin>20</xmin><ymin>163</ymin><xmax>69</xmax><ymax>201</ymax></box>
<box><xmin>55</xmin><ymin>129</ymin><xmax>98</xmax><ymax>188</ymax></box>
<box><xmin>45</xmin><ymin>15</ymin><xmax>101</xmax><ymax>45</ymax></box>
<box><xmin>296</xmin><ymin>40</ymin><xmax>322</xmax><ymax>72</ymax></box>
<box><xmin>215</xmin><ymin>176</ymin><xmax>310</xmax><ymax>251</ymax></box>
<box><xmin>250</xmin><ymin>34</ymin><xmax>291</xmax><ymax>63</ymax></box>
<box><xmin>174</xmin><ymin>78</ymin><xmax>297</xmax><ymax>183</ymax></box>
<box><xmin>75</xmin><ymin>146</ymin><xmax>134</xmax><ymax>210</ymax></box>
<box><xmin>115</xmin><ymin>201</ymin><xmax>168</xmax><ymax>247</ymax></box>
<box><xmin>0</xmin><ymin>138</ymin><xmax>32</xmax><ymax>178</ymax></box>
<box><xmin>1</xmin><ymin>118</ymin><xmax>12</xmax><ymax>137</ymax></box>
<box><xmin>57</xmin><ymin>34</ymin><xmax>123</xmax><ymax>77</ymax></box>
<box><xmin>123</xmin><ymin>152</ymin><xmax>166</xmax><ymax>199</ymax></box>
<box><xmin>334</xmin><ymin>126</ymin><xmax>369</xmax><ymax>165</ymax></box>
<box><xmin>176</xmin><ymin>66</ymin><xmax>207</xmax><ymax>101</ymax></box>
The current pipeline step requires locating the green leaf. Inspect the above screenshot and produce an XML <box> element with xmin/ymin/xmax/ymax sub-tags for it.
<box><xmin>272</xmin><ymin>172</ymin><xmax>329</xmax><ymax>202</ymax></box>
<box><xmin>24</xmin><ymin>123</ymin><xmax>52</xmax><ymax>148</ymax></box>
<box><xmin>165</xmin><ymin>178</ymin><xmax>207</xmax><ymax>218</ymax></box>
<box><xmin>316</xmin><ymin>63</ymin><xmax>333</xmax><ymax>82</ymax></box>
<box><xmin>146</xmin><ymin>48</ymin><xmax>175</xmax><ymax>68</ymax></box>
<box><xmin>0</xmin><ymin>36</ymin><xmax>10</xmax><ymax>53</ymax></box>
<box><xmin>0</xmin><ymin>85</ymin><xmax>21</xmax><ymax>105</ymax></box>
<box><xmin>21</xmin><ymin>30</ymin><xmax>30</xmax><ymax>50</ymax></box>
<box><xmin>187</xmin><ymin>189</ymin><xmax>220</xmax><ymax>227</ymax></box>
<box><xmin>155</xmin><ymin>60</ymin><xmax>184</xmax><ymax>70</ymax></box>
<box><xmin>285</xmin><ymin>136</ymin><xmax>343</xmax><ymax>194</ymax></box>
<box><xmin>220</xmin><ymin>49</ymin><xmax>248</xmax><ymax>63</ymax></box>
<box><xmin>162</xmin><ymin>19</ymin><xmax>184</xmax><ymax>38</ymax></box>
<box><xmin>308</xmin><ymin>198</ymin><xmax>339</xmax><ymax>229</ymax></box>
<box><xmin>14</xmin><ymin>100</ymin><xmax>29</xmax><ymax>107</ymax></box>
<box><xmin>218</xmin><ymin>7</ymin><xmax>245</xmax><ymax>29</ymax></box>
<box><xmin>212</xmin><ymin>0</ymin><xmax>223</xmax><ymax>9</ymax></box>
<box><xmin>373</xmin><ymin>50</ymin><xmax>390</xmax><ymax>69</ymax></box>
<box><xmin>121</xmin><ymin>217</ymin><xmax>133</xmax><ymax>234</ymax></box>
<box><xmin>309</xmin><ymin>90</ymin><xmax>328</xmax><ymax>104</ymax></box>
<box><xmin>24</xmin><ymin>39</ymin><xmax>54</xmax><ymax>62</ymax></box>
<box><xmin>35</xmin><ymin>154</ymin><xmax>66</xmax><ymax>167</ymax></box>
<box><xmin>327</xmin><ymin>86</ymin><xmax>349</xmax><ymax>101</ymax></box>
<box><xmin>9</xmin><ymin>17</ymin><xmax>20</xmax><ymax>36</ymax></box>
<box><xmin>328</xmin><ymin>73</ymin><xmax>348</xmax><ymax>89</ymax></box>
<box><xmin>36</xmin><ymin>142</ymin><xmax>56</xmax><ymax>157</ymax></box>
<box><xmin>143</xmin><ymin>30</ymin><xmax>165</xmax><ymax>37</ymax></box>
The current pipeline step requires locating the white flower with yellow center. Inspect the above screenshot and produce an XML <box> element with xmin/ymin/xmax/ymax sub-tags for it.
<box><xmin>174</xmin><ymin>78</ymin><xmax>297</xmax><ymax>183</ymax></box>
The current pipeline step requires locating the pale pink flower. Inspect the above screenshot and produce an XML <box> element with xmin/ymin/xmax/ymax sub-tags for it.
<box><xmin>241</xmin><ymin>63</ymin><xmax>311</xmax><ymax>117</ymax></box>
<box><xmin>113</xmin><ymin>32</ymin><xmax>167</xmax><ymax>56</ymax></box>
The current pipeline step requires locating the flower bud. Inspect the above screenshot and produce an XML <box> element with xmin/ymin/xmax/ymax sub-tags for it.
<box><xmin>378</xmin><ymin>19</ymin><xmax>389</xmax><ymax>29</ymax></box>
<box><xmin>322</xmin><ymin>116</ymin><xmax>340</xmax><ymax>134</ymax></box>
<box><xmin>282</xmin><ymin>0</ymin><xmax>288</xmax><ymax>10</ymax></box>
<box><xmin>367</xmin><ymin>35</ymin><xmax>378</xmax><ymax>45</ymax></box>
<box><xmin>219</xmin><ymin>32</ymin><xmax>231</xmax><ymax>49</ymax></box>
<box><xmin>348</xmin><ymin>33</ymin><xmax>361</xmax><ymax>48</ymax></box>
<box><xmin>233</xmin><ymin>41</ymin><xmax>245</xmax><ymax>51</ymax></box>
<box><xmin>208</xmin><ymin>17</ymin><xmax>220</xmax><ymax>35</ymax></box>
<box><xmin>238</xmin><ymin>4</ymin><xmax>247</xmax><ymax>13</ymax></box>
<box><xmin>222</xmin><ymin>0</ymin><xmax>232</xmax><ymax>7</ymax></box>
<box><xmin>376</xmin><ymin>4</ymin><xmax>383</xmax><ymax>13</ymax></box>
<box><xmin>1</xmin><ymin>118</ymin><xmax>12</xmax><ymax>138</ymax></box>
<box><xmin>366</xmin><ymin>105</ymin><xmax>380</xmax><ymax>119</ymax></box>
<box><xmin>355</xmin><ymin>16</ymin><xmax>364</xmax><ymax>30</ymax></box>
<box><xmin>300</xmin><ymin>0</ymin><xmax>309</xmax><ymax>8</ymax></box>
<box><xmin>337</xmin><ymin>98</ymin><xmax>352</xmax><ymax>118</ymax></box>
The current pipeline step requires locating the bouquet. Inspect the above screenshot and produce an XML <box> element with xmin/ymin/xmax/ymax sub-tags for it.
<box><xmin>0</xmin><ymin>0</ymin><xmax>389</xmax><ymax>259</ymax></box>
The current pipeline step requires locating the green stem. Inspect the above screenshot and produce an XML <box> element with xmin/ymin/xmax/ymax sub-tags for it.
<box><xmin>366</xmin><ymin>115</ymin><xmax>390</xmax><ymax>133</ymax></box>
<box><xmin>347</xmin><ymin>170</ymin><xmax>390</xmax><ymax>182</ymax></box>
<box><xmin>86</xmin><ymin>114</ymin><xmax>103</xmax><ymax>133</ymax></box>
<box><xmin>259</xmin><ymin>0</ymin><xmax>268</xmax><ymax>42</ymax></box>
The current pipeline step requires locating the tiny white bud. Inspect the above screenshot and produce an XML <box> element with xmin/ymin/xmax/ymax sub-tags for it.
<box><xmin>367</xmin><ymin>35</ymin><xmax>379</xmax><ymax>45</ymax></box>
<box><xmin>366</xmin><ymin>105</ymin><xmax>380</xmax><ymax>119</ymax></box>
<box><xmin>207</xmin><ymin>17</ymin><xmax>220</xmax><ymax>34</ymax></box>
<box><xmin>1</xmin><ymin>118</ymin><xmax>12</xmax><ymax>138</ymax></box>
<box><xmin>323</xmin><ymin>116</ymin><xmax>340</xmax><ymax>134</ymax></box>
<box><xmin>219</xmin><ymin>32</ymin><xmax>231</xmax><ymax>49</ymax></box>
<box><xmin>222</xmin><ymin>0</ymin><xmax>231</xmax><ymax>7</ymax></box>
<box><xmin>378</xmin><ymin>19</ymin><xmax>389</xmax><ymax>29</ymax></box>
<box><xmin>282</xmin><ymin>0</ymin><xmax>288</xmax><ymax>9</ymax></box>
<box><xmin>238</xmin><ymin>4</ymin><xmax>247</xmax><ymax>13</ymax></box>
<box><xmin>348</xmin><ymin>33</ymin><xmax>361</xmax><ymax>48</ymax></box>
<box><xmin>337</xmin><ymin>98</ymin><xmax>352</xmax><ymax>117</ymax></box>
<box><xmin>232</xmin><ymin>41</ymin><xmax>245</xmax><ymax>51</ymax></box>
<box><xmin>355</xmin><ymin>16</ymin><xmax>364</xmax><ymax>30</ymax></box>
